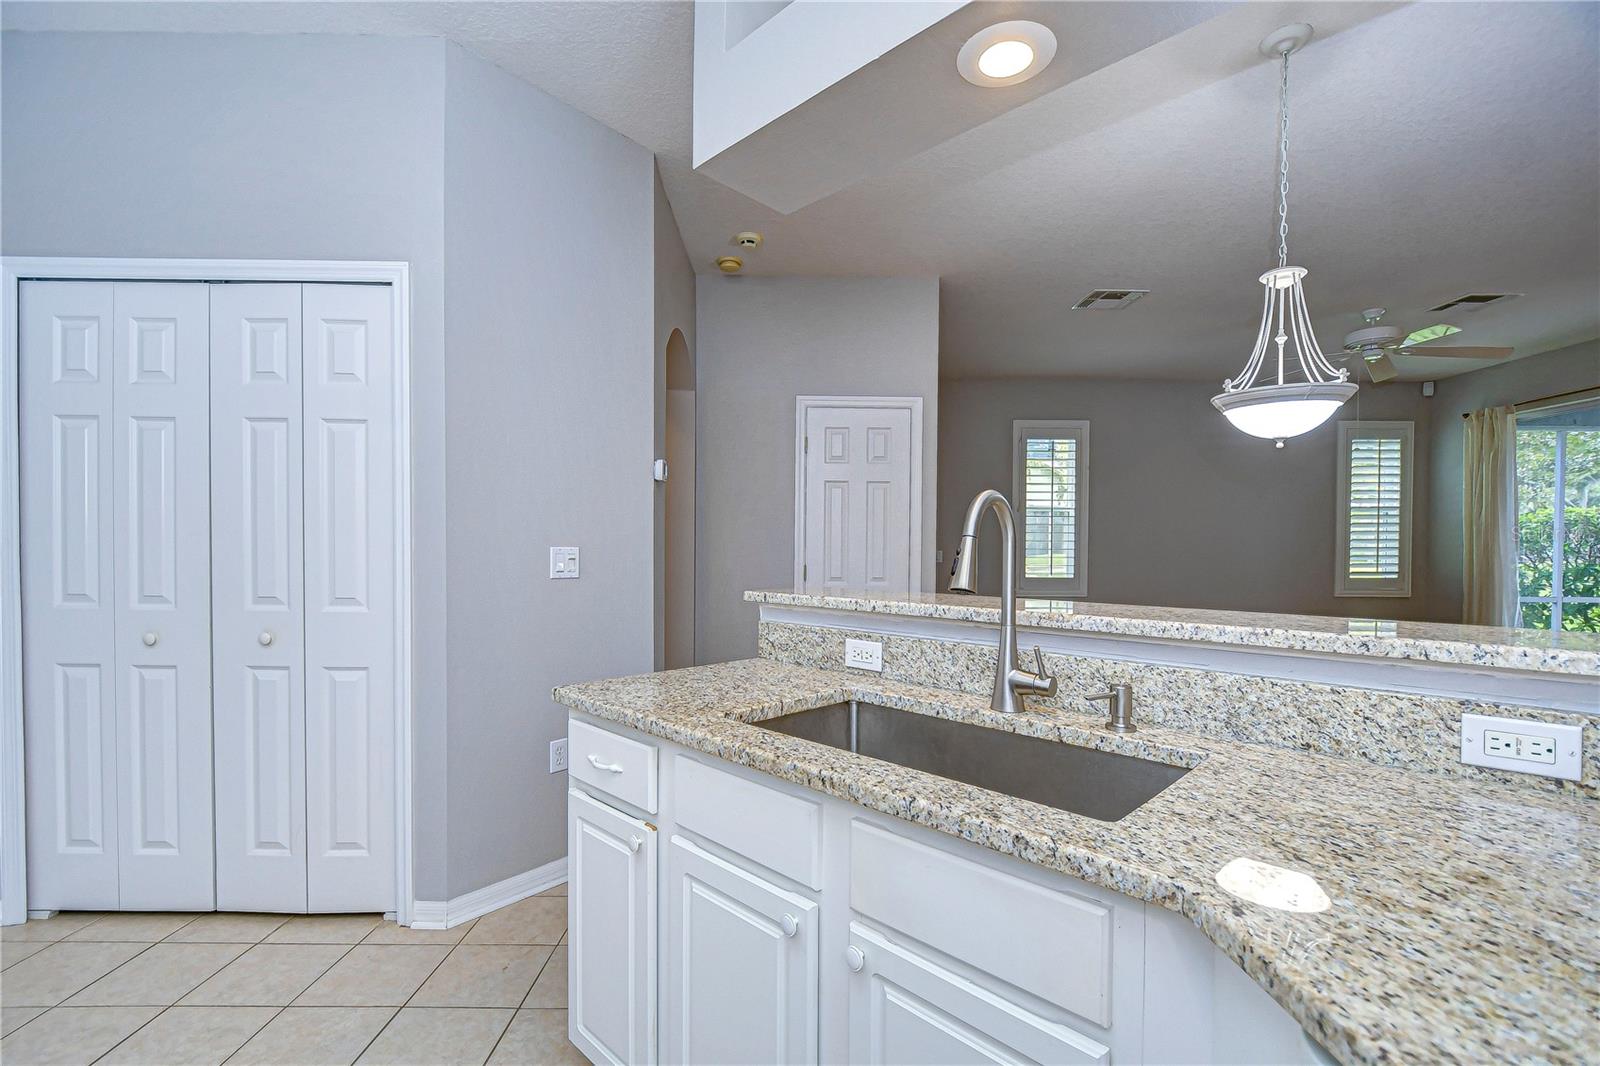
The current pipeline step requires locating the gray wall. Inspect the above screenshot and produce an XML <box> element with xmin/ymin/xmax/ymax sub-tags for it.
<box><xmin>653</xmin><ymin>168</ymin><xmax>697</xmax><ymax>670</ymax></box>
<box><xmin>696</xmin><ymin>277</ymin><xmax>940</xmax><ymax>664</ymax></box>
<box><xmin>3</xmin><ymin>29</ymin><xmax>454</xmax><ymax>900</ymax></box>
<box><xmin>1426</xmin><ymin>340</ymin><xmax>1600</xmax><ymax>621</ymax></box>
<box><xmin>3</xmin><ymin>31</ymin><xmax>663</xmax><ymax>902</ymax></box>
<box><xmin>440</xmin><ymin>44</ymin><xmax>656</xmax><ymax>897</ymax></box>
<box><xmin>937</xmin><ymin>375</ymin><xmax>1440</xmax><ymax>619</ymax></box>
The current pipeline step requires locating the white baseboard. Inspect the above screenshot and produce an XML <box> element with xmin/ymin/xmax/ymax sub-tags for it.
<box><xmin>409</xmin><ymin>856</ymin><xmax>567</xmax><ymax>930</ymax></box>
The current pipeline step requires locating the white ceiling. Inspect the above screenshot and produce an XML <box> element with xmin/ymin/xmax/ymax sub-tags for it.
<box><xmin>6</xmin><ymin>1</ymin><xmax>1597</xmax><ymax>382</ymax></box>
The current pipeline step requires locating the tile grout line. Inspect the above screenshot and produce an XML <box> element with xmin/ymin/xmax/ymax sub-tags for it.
<box><xmin>347</xmin><ymin>937</ymin><xmax>474</xmax><ymax>1066</ymax></box>
<box><xmin>218</xmin><ymin>936</ymin><xmax>366</xmax><ymax>1065</ymax></box>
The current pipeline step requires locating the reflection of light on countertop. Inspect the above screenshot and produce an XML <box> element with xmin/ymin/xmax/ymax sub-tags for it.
<box><xmin>1346</xmin><ymin>618</ymin><xmax>1399</xmax><ymax>637</ymax></box>
<box><xmin>1216</xmin><ymin>857</ymin><xmax>1331</xmax><ymax>913</ymax></box>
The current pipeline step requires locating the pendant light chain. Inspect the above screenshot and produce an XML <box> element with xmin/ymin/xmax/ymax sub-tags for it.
<box><xmin>1277</xmin><ymin>49</ymin><xmax>1291</xmax><ymax>270</ymax></box>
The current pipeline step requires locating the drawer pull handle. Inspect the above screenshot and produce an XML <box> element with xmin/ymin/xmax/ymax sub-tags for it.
<box><xmin>845</xmin><ymin>945</ymin><xmax>866</xmax><ymax>972</ymax></box>
<box><xmin>781</xmin><ymin>913</ymin><xmax>799</xmax><ymax>938</ymax></box>
<box><xmin>142</xmin><ymin>631</ymin><xmax>159</xmax><ymax>647</ymax></box>
<box><xmin>628</xmin><ymin>834</ymin><xmax>643</xmax><ymax>853</ymax></box>
<box><xmin>587</xmin><ymin>755</ymin><xmax>625</xmax><ymax>774</ymax></box>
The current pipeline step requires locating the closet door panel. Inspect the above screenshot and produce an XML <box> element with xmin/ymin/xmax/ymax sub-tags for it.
<box><xmin>303</xmin><ymin>283</ymin><xmax>395</xmax><ymax>912</ymax></box>
<box><xmin>211</xmin><ymin>283</ymin><xmax>308</xmax><ymax>912</ymax></box>
<box><xmin>21</xmin><ymin>281</ymin><xmax>119</xmax><ymax>909</ymax></box>
<box><xmin>112</xmin><ymin>282</ymin><xmax>214</xmax><ymax>909</ymax></box>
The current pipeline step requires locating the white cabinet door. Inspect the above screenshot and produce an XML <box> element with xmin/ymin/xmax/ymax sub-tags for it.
<box><xmin>847</xmin><ymin>923</ymin><xmax>1109</xmax><ymax>1066</ymax></box>
<box><xmin>302</xmin><ymin>283</ymin><xmax>395</xmax><ymax>912</ymax></box>
<box><xmin>20</xmin><ymin>281</ymin><xmax>119</xmax><ymax>910</ymax></box>
<box><xmin>666</xmin><ymin>835</ymin><xmax>819</xmax><ymax>1065</ymax></box>
<box><xmin>569</xmin><ymin>787</ymin><xmax>657</xmax><ymax>1066</ymax></box>
<box><xmin>111</xmin><ymin>282</ymin><xmax>214</xmax><ymax>910</ymax></box>
<box><xmin>210</xmin><ymin>283</ymin><xmax>308</xmax><ymax>912</ymax></box>
<box><xmin>800</xmin><ymin>405</ymin><xmax>913</xmax><ymax>595</ymax></box>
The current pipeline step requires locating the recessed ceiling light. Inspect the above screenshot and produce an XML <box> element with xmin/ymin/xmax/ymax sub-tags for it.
<box><xmin>958</xmin><ymin>21</ymin><xmax>1057</xmax><ymax>88</ymax></box>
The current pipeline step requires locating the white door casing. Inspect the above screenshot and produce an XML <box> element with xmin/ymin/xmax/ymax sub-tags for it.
<box><xmin>211</xmin><ymin>283</ymin><xmax>308</xmax><ymax>912</ymax></box>
<box><xmin>569</xmin><ymin>787</ymin><xmax>657</xmax><ymax>1066</ymax></box>
<box><xmin>302</xmin><ymin>282</ymin><xmax>396</xmax><ymax>912</ymax></box>
<box><xmin>112</xmin><ymin>282</ymin><xmax>215</xmax><ymax>910</ymax></box>
<box><xmin>795</xmin><ymin>398</ymin><xmax>920</xmax><ymax>595</ymax></box>
<box><xmin>666</xmin><ymin>835</ymin><xmax>819</xmax><ymax>1065</ymax></box>
<box><xmin>20</xmin><ymin>281</ymin><xmax>120</xmax><ymax>909</ymax></box>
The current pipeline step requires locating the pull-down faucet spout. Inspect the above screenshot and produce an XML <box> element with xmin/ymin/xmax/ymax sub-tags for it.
<box><xmin>948</xmin><ymin>490</ymin><xmax>1057</xmax><ymax>714</ymax></box>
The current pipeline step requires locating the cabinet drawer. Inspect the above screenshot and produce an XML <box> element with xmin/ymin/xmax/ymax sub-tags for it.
<box><xmin>570</xmin><ymin>718</ymin><xmax>658</xmax><ymax>813</ymax></box>
<box><xmin>851</xmin><ymin>821</ymin><xmax>1112</xmax><ymax>1026</ymax></box>
<box><xmin>675</xmin><ymin>756</ymin><xmax>822</xmax><ymax>888</ymax></box>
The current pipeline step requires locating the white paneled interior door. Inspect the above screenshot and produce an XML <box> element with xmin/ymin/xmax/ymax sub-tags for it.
<box><xmin>302</xmin><ymin>283</ymin><xmax>395</xmax><ymax>912</ymax></box>
<box><xmin>210</xmin><ymin>283</ymin><xmax>308</xmax><ymax>912</ymax></box>
<box><xmin>20</xmin><ymin>281</ymin><xmax>119</xmax><ymax>909</ymax></box>
<box><xmin>800</xmin><ymin>404</ymin><xmax>914</xmax><ymax>594</ymax></box>
<box><xmin>19</xmin><ymin>271</ymin><xmax>401</xmax><ymax>917</ymax></box>
<box><xmin>112</xmin><ymin>283</ymin><xmax>215</xmax><ymax>910</ymax></box>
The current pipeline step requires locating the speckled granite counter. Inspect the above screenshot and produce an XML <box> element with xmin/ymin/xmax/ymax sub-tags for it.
<box><xmin>554</xmin><ymin>659</ymin><xmax>1600</xmax><ymax>1066</ymax></box>
<box><xmin>745</xmin><ymin>589</ymin><xmax>1600</xmax><ymax>676</ymax></box>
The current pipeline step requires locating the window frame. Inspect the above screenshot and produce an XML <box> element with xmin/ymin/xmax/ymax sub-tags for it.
<box><xmin>1011</xmin><ymin>419</ymin><xmax>1089</xmax><ymax>597</ymax></box>
<box><xmin>1515</xmin><ymin>413</ymin><xmax>1600</xmax><ymax>630</ymax></box>
<box><xmin>1334</xmin><ymin>420</ymin><xmax>1414</xmax><ymax>598</ymax></box>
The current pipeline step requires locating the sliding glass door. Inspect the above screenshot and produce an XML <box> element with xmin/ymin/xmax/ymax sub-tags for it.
<box><xmin>1516</xmin><ymin>401</ymin><xmax>1600</xmax><ymax>631</ymax></box>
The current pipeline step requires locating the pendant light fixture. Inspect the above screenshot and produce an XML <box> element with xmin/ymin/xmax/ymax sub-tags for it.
<box><xmin>1212</xmin><ymin>25</ymin><xmax>1355</xmax><ymax>447</ymax></box>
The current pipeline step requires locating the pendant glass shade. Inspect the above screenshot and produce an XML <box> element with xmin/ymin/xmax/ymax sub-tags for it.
<box><xmin>1212</xmin><ymin>265</ymin><xmax>1355</xmax><ymax>442</ymax></box>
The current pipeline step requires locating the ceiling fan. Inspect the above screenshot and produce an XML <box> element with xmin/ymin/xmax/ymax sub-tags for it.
<box><xmin>1340</xmin><ymin>307</ymin><xmax>1514</xmax><ymax>384</ymax></box>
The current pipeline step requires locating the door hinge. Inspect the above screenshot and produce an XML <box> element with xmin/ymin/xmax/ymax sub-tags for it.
<box><xmin>803</xmin><ymin>564</ymin><xmax>808</xmax><ymax>580</ymax></box>
<box><xmin>804</xmin><ymin>436</ymin><xmax>809</xmax><ymax>454</ymax></box>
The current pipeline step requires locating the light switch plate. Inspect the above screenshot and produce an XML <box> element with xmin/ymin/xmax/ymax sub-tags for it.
<box><xmin>845</xmin><ymin>638</ymin><xmax>884</xmax><ymax>672</ymax></box>
<box><xmin>1460</xmin><ymin>713</ymin><xmax>1582</xmax><ymax>781</ymax></box>
<box><xmin>549</xmin><ymin>546</ymin><xmax>580</xmax><ymax>579</ymax></box>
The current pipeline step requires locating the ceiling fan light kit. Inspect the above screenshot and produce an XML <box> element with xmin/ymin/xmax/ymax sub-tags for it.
<box><xmin>1212</xmin><ymin>24</ymin><xmax>1355</xmax><ymax>447</ymax></box>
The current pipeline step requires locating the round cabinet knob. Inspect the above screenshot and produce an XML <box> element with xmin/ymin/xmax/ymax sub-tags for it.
<box><xmin>781</xmin><ymin>913</ymin><xmax>799</xmax><ymax>938</ymax></box>
<box><xmin>142</xmin><ymin>632</ymin><xmax>158</xmax><ymax>647</ymax></box>
<box><xmin>844</xmin><ymin>945</ymin><xmax>866</xmax><ymax>973</ymax></box>
<box><xmin>628</xmin><ymin>835</ymin><xmax>643</xmax><ymax>854</ymax></box>
<box><xmin>258</xmin><ymin>631</ymin><xmax>274</xmax><ymax>647</ymax></box>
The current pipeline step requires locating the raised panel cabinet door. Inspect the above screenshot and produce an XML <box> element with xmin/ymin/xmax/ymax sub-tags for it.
<box><xmin>569</xmin><ymin>787</ymin><xmax>657</xmax><ymax>1066</ymax></box>
<box><xmin>666</xmin><ymin>835</ymin><xmax>819</xmax><ymax>1066</ymax></box>
<box><xmin>301</xmin><ymin>283</ymin><xmax>395</xmax><ymax>912</ymax></box>
<box><xmin>20</xmin><ymin>280</ymin><xmax>120</xmax><ymax>909</ymax></box>
<box><xmin>847</xmin><ymin>924</ymin><xmax>1109</xmax><ymax>1066</ymax></box>
<box><xmin>801</xmin><ymin>406</ymin><xmax>913</xmax><ymax>594</ymax></box>
<box><xmin>111</xmin><ymin>282</ymin><xmax>215</xmax><ymax>910</ymax></box>
<box><xmin>210</xmin><ymin>283</ymin><xmax>308</xmax><ymax>913</ymax></box>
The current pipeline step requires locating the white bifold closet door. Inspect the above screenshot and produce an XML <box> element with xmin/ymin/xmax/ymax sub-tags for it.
<box><xmin>210</xmin><ymin>283</ymin><xmax>395</xmax><ymax>913</ymax></box>
<box><xmin>21</xmin><ymin>281</ymin><xmax>215</xmax><ymax>910</ymax></box>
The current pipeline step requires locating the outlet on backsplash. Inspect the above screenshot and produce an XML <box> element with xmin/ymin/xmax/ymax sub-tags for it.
<box><xmin>1460</xmin><ymin>713</ymin><xmax>1582</xmax><ymax>781</ymax></box>
<box><xmin>845</xmin><ymin>638</ymin><xmax>884</xmax><ymax>672</ymax></box>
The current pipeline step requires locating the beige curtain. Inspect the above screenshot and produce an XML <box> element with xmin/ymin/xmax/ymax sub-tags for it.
<box><xmin>1462</xmin><ymin>405</ymin><xmax>1517</xmax><ymax>626</ymax></box>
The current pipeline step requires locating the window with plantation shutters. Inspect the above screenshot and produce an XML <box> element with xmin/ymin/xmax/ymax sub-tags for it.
<box><xmin>1336</xmin><ymin>421</ymin><xmax>1413</xmax><ymax>596</ymax></box>
<box><xmin>1012</xmin><ymin>420</ymin><xmax>1089</xmax><ymax>596</ymax></box>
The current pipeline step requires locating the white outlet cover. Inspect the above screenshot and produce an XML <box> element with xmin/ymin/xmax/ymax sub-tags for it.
<box><xmin>845</xmin><ymin>638</ymin><xmax>884</xmax><ymax>672</ymax></box>
<box><xmin>1460</xmin><ymin>713</ymin><xmax>1582</xmax><ymax>781</ymax></box>
<box><xmin>549</xmin><ymin>547</ymin><xmax>580</xmax><ymax>579</ymax></box>
<box><xmin>550</xmin><ymin>738</ymin><xmax>569</xmax><ymax>774</ymax></box>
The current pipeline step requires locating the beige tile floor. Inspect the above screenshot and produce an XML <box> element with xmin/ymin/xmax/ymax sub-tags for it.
<box><xmin>0</xmin><ymin>885</ymin><xmax>582</xmax><ymax>1066</ymax></box>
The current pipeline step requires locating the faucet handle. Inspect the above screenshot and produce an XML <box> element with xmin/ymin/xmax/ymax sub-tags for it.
<box><xmin>1029</xmin><ymin>646</ymin><xmax>1058</xmax><ymax>697</ymax></box>
<box><xmin>1032</xmin><ymin>645</ymin><xmax>1049</xmax><ymax>676</ymax></box>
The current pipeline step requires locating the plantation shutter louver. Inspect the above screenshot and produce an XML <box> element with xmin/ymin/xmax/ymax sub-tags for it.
<box><xmin>1336</xmin><ymin>421</ymin><xmax>1413</xmax><ymax>596</ymax></box>
<box><xmin>1012</xmin><ymin>421</ymin><xmax>1088</xmax><ymax>596</ymax></box>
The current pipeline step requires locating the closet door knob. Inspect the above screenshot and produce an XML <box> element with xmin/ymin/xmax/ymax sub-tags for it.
<box><xmin>845</xmin><ymin>946</ymin><xmax>866</xmax><ymax>973</ymax></box>
<box><xmin>781</xmin><ymin>913</ymin><xmax>800</xmax><ymax>938</ymax></box>
<box><xmin>258</xmin><ymin>631</ymin><xmax>274</xmax><ymax>647</ymax></box>
<box><xmin>142</xmin><ymin>632</ymin><xmax>158</xmax><ymax>647</ymax></box>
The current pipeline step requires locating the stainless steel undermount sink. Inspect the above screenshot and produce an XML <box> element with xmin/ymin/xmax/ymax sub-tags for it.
<box><xmin>756</xmin><ymin>700</ymin><xmax>1190</xmax><ymax>822</ymax></box>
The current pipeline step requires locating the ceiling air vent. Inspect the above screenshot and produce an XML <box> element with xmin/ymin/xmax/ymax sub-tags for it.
<box><xmin>1426</xmin><ymin>293</ymin><xmax>1522</xmax><ymax>314</ymax></box>
<box><xmin>1072</xmin><ymin>289</ymin><xmax>1149</xmax><ymax>310</ymax></box>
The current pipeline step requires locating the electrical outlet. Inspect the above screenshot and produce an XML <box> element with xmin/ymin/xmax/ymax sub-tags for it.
<box><xmin>1460</xmin><ymin>713</ymin><xmax>1581</xmax><ymax>781</ymax></box>
<box><xmin>845</xmin><ymin>638</ymin><xmax>884</xmax><ymax>672</ymax></box>
<box><xmin>549</xmin><ymin>738</ymin><xmax>569</xmax><ymax>774</ymax></box>
<box><xmin>549</xmin><ymin>547</ymin><xmax>580</xmax><ymax>579</ymax></box>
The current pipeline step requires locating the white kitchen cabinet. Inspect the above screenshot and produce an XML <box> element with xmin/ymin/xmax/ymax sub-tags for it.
<box><xmin>665</xmin><ymin>835</ymin><xmax>819</xmax><ymax>1065</ymax></box>
<box><xmin>569</xmin><ymin>787</ymin><xmax>657</xmax><ymax>1066</ymax></box>
<box><xmin>847</xmin><ymin>923</ymin><xmax>1109</xmax><ymax>1065</ymax></box>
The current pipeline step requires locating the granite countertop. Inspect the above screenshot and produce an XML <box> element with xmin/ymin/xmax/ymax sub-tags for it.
<box><xmin>554</xmin><ymin>659</ymin><xmax>1600</xmax><ymax>1066</ymax></box>
<box><xmin>745</xmin><ymin>589</ymin><xmax>1600</xmax><ymax>676</ymax></box>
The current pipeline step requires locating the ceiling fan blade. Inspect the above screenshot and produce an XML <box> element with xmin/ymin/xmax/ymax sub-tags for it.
<box><xmin>1365</xmin><ymin>352</ymin><xmax>1398</xmax><ymax>383</ymax></box>
<box><xmin>1398</xmin><ymin>345</ymin><xmax>1513</xmax><ymax>359</ymax></box>
<box><xmin>1401</xmin><ymin>323</ymin><xmax>1461</xmax><ymax>347</ymax></box>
